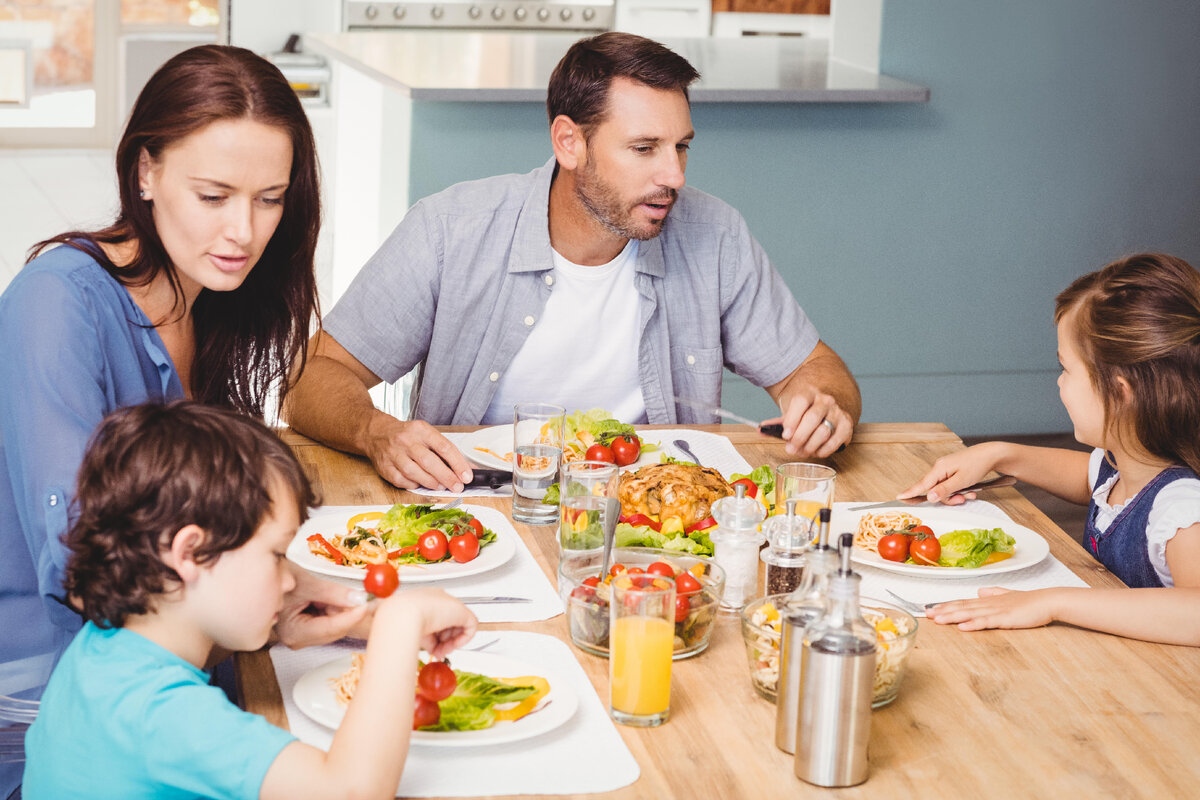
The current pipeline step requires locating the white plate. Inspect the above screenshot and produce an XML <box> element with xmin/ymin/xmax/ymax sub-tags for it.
<box><xmin>459</xmin><ymin>424</ymin><xmax>662</xmax><ymax>471</ymax></box>
<box><xmin>836</xmin><ymin>504</ymin><xmax>1050</xmax><ymax>579</ymax></box>
<box><xmin>288</xmin><ymin>504</ymin><xmax>516</xmax><ymax>583</ymax></box>
<box><xmin>292</xmin><ymin>649</ymin><xmax>579</xmax><ymax>747</ymax></box>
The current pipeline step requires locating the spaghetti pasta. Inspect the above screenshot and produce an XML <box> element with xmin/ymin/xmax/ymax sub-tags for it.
<box><xmin>853</xmin><ymin>511</ymin><xmax>923</xmax><ymax>551</ymax></box>
<box><xmin>329</xmin><ymin>653</ymin><xmax>364</xmax><ymax>707</ymax></box>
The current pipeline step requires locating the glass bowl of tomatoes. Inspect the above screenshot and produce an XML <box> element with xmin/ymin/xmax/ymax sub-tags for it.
<box><xmin>740</xmin><ymin>594</ymin><xmax>918</xmax><ymax>707</ymax></box>
<box><xmin>560</xmin><ymin>547</ymin><xmax>725</xmax><ymax>660</ymax></box>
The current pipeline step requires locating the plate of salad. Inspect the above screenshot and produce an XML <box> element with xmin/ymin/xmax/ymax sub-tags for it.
<box><xmin>839</xmin><ymin>504</ymin><xmax>1050</xmax><ymax>579</ymax></box>
<box><xmin>287</xmin><ymin>503</ymin><xmax>517</xmax><ymax>583</ymax></box>
<box><xmin>459</xmin><ymin>408</ymin><xmax>660</xmax><ymax>471</ymax></box>
<box><xmin>292</xmin><ymin>649</ymin><xmax>579</xmax><ymax>747</ymax></box>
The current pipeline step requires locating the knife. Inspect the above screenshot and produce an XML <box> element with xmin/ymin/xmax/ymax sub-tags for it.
<box><xmin>672</xmin><ymin>396</ymin><xmax>784</xmax><ymax>437</ymax></box>
<box><xmin>846</xmin><ymin>475</ymin><xmax>1018</xmax><ymax>511</ymax></box>
<box><xmin>455</xmin><ymin>596</ymin><xmax>532</xmax><ymax>604</ymax></box>
<box><xmin>463</xmin><ymin>468</ymin><xmax>513</xmax><ymax>489</ymax></box>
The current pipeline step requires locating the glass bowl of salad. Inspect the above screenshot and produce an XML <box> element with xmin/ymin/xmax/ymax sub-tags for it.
<box><xmin>560</xmin><ymin>547</ymin><xmax>725</xmax><ymax>660</ymax></box>
<box><xmin>740</xmin><ymin>594</ymin><xmax>918</xmax><ymax>707</ymax></box>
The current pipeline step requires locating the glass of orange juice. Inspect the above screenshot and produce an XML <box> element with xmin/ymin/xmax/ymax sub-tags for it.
<box><xmin>609</xmin><ymin>573</ymin><xmax>675</xmax><ymax>727</ymax></box>
<box><xmin>774</xmin><ymin>463</ymin><xmax>836</xmax><ymax>530</ymax></box>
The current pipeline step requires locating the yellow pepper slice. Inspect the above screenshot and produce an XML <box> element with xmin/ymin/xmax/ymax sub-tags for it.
<box><xmin>493</xmin><ymin>676</ymin><xmax>550</xmax><ymax>721</ymax></box>
<box><xmin>346</xmin><ymin>511</ymin><xmax>383</xmax><ymax>532</ymax></box>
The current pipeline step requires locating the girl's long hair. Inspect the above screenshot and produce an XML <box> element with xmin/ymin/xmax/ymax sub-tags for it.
<box><xmin>30</xmin><ymin>45</ymin><xmax>319</xmax><ymax>417</ymax></box>
<box><xmin>1055</xmin><ymin>253</ymin><xmax>1200</xmax><ymax>474</ymax></box>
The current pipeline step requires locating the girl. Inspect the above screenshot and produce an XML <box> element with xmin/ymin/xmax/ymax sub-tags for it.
<box><xmin>22</xmin><ymin>401</ymin><xmax>478</xmax><ymax>799</ymax></box>
<box><xmin>0</xmin><ymin>46</ymin><xmax>363</xmax><ymax>797</ymax></box>
<box><xmin>900</xmin><ymin>253</ymin><xmax>1200</xmax><ymax>640</ymax></box>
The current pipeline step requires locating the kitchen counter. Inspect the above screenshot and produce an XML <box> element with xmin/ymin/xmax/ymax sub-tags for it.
<box><xmin>304</xmin><ymin>30</ymin><xmax>929</xmax><ymax>103</ymax></box>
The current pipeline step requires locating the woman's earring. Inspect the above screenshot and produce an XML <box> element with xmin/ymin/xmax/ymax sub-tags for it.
<box><xmin>139</xmin><ymin>190</ymin><xmax>146</xmax><ymax>199</ymax></box>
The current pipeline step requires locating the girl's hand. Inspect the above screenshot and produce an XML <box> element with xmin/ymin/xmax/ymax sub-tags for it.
<box><xmin>926</xmin><ymin>587</ymin><xmax>1056</xmax><ymax>630</ymax></box>
<box><xmin>897</xmin><ymin>443</ymin><xmax>1004</xmax><ymax>505</ymax></box>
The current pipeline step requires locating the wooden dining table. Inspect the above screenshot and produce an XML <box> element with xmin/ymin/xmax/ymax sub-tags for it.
<box><xmin>237</xmin><ymin>423</ymin><xmax>1200</xmax><ymax>799</ymax></box>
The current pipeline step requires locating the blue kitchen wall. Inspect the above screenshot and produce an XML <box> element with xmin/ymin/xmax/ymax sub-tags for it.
<box><xmin>407</xmin><ymin>1</ymin><xmax>1200</xmax><ymax>436</ymax></box>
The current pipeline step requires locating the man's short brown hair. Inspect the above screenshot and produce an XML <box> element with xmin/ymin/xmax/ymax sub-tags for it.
<box><xmin>64</xmin><ymin>401</ymin><xmax>315</xmax><ymax>628</ymax></box>
<box><xmin>546</xmin><ymin>32</ymin><xmax>700</xmax><ymax>133</ymax></box>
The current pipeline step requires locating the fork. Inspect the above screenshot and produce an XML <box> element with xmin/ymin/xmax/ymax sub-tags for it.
<box><xmin>885</xmin><ymin>590</ymin><xmax>928</xmax><ymax>616</ymax></box>
<box><xmin>435</xmin><ymin>497</ymin><xmax>463</xmax><ymax>511</ymax></box>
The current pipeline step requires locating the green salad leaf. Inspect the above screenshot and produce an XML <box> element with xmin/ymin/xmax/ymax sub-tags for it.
<box><xmin>420</xmin><ymin>669</ymin><xmax>537</xmax><ymax>732</ymax></box>
<box><xmin>937</xmin><ymin>528</ymin><xmax>1015</xmax><ymax>568</ymax></box>
<box><xmin>615</xmin><ymin>523</ymin><xmax>715</xmax><ymax>556</ymax></box>
<box><xmin>372</xmin><ymin>503</ymin><xmax>496</xmax><ymax>562</ymax></box>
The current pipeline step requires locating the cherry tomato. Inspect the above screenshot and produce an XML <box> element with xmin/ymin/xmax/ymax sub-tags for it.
<box><xmin>610</xmin><ymin>435</ymin><xmax>641</xmax><ymax>467</ymax></box>
<box><xmin>674</xmin><ymin>594</ymin><xmax>691</xmax><ymax>623</ymax></box>
<box><xmin>910</xmin><ymin>533</ymin><xmax>941</xmax><ymax>566</ymax></box>
<box><xmin>467</xmin><ymin>517</ymin><xmax>485</xmax><ymax>537</ymax></box>
<box><xmin>624</xmin><ymin>513</ymin><xmax>662</xmax><ymax>532</ymax></box>
<box><xmin>609</xmin><ymin>563</ymin><xmax>628</xmax><ymax>578</ymax></box>
<box><xmin>909</xmin><ymin>525</ymin><xmax>935</xmax><ymax>538</ymax></box>
<box><xmin>363</xmin><ymin>562</ymin><xmax>400</xmax><ymax>598</ymax></box>
<box><xmin>447</xmin><ymin>530</ymin><xmax>480</xmax><ymax>563</ymax></box>
<box><xmin>582</xmin><ymin>576</ymin><xmax>601</xmax><ymax>588</ymax></box>
<box><xmin>877</xmin><ymin>532</ymin><xmax>910</xmax><ymax>563</ymax></box>
<box><xmin>418</xmin><ymin>660</ymin><xmax>457</xmax><ymax>701</ymax></box>
<box><xmin>731</xmin><ymin>478</ymin><xmax>759</xmax><ymax>498</ymax></box>
<box><xmin>570</xmin><ymin>584</ymin><xmax>596</xmax><ymax>601</ymax></box>
<box><xmin>586</xmin><ymin>444</ymin><xmax>616</xmax><ymax>463</ymax></box>
<box><xmin>626</xmin><ymin>566</ymin><xmax>645</xmax><ymax>574</ymax></box>
<box><xmin>646</xmin><ymin>561</ymin><xmax>676</xmax><ymax>579</ymax></box>
<box><xmin>413</xmin><ymin>693</ymin><xmax>440</xmax><ymax>729</ymax></box>
<box><xmin>418</xmin><ymin>529</ymin><xmax>449</xmax><ymax>561</ymax></box>
<box><xmin>674</xmin><ymin>572</ymin><xmax>702</xmax><ymax>596</ymax></box>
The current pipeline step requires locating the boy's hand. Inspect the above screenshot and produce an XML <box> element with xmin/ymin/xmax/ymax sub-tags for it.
<box><xmin>381</xmin><ymin>587</ymin><xmax>478</xmax><ymax>659</ymax></box>
<box><xmin>276</xmin><ymin>564</ymin><xmax>374</xmax><ymax>648</ymax></box>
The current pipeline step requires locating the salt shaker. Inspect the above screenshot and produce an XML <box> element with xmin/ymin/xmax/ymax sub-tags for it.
<box><xmin>761</xmin><ymin>499</ymin><xmax>810</xmax><ymax>595</ymax></box>
<box><xmin>709</xmin><ymin>483</ymin><xmax>766</xmax><ymax>611</ymax></box>
<box><xmin>774</xmin><ymin>507</ymin><xmax>835</xmax><ymax>754</ymax></box>
<box><xmin>794</xmin><ymin>533</ymin><xmax>876</xmax><ymax>787</ymax></box>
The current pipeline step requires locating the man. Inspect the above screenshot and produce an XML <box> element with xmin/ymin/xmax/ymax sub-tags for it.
<box><xmin>285</xmin><ymin>32</ymin><xmax>861</xmax><ymax>493</ymax></box>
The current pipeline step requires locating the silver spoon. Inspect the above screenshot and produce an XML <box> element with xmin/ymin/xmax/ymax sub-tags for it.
<box><xmin>597</xmin><ymin>495</ymin><xmax>621</xmax><ymax>582</ymax></box>
<box><xmin>673</xmin><ymin>439</ymin><xmax>703</xmax><ymax>466</ymax></box>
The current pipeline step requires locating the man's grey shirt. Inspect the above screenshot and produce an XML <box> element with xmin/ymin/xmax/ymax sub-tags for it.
<box><xmin>323</xmin><ymin>157</ymin><xmax>820</xmax><ymax>424</ymax></box>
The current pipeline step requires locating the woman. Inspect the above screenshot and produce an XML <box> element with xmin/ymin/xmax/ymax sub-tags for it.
<box><xmin>0</xmin><ymin>45</ymin><xmax>365</xmax><ymax>783</ymax></box>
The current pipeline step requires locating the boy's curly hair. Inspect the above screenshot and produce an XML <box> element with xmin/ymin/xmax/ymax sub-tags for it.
<box><xmin>1055</xmin><ymin>253</ymin><xmax>1200</xmax><ymax>474</ymax></box>
<box><xmin>64</xmin><ymin>400</ymin><xmax>316</xmax><ymax>628</ymax></box>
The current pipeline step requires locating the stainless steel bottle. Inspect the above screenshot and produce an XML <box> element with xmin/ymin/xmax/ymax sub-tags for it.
<box><xmin>774</xmin><ymin>507</ymin><xmax>834</xmax><ymax>754</ymax></box>
<box><xmin>794</xmin><ymin>533</ymin><xmax>875</xmax><ymax>787</ymax></box>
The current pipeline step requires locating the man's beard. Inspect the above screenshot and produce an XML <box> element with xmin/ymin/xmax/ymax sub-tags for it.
<box><xmin>574</xmin><ymin>159</ymin><xmax>677</xmax><ymax>241</ymax></box>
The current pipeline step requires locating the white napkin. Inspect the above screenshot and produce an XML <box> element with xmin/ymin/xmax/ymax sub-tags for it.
<box><xmin>312</xmin><ymin>506</ymin><xmax>562</xmax><ymax>624</ymax></box>
<box><xmin>423</xmin><ymin>429</ymin><xmax>755</xmax><ymax>498</ymax></box>
<box><xmin>851</xmin><ymin>500</ymin><xmax>1090</xmax><ymax>616</ymax></box>
<box><xmin>271</xmin><ymin>632</ymin><xmax>640</xmax><ymax>797</ymax></box>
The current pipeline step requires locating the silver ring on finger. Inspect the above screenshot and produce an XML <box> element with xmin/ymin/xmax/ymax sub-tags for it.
<box><xmin>821</xmin><ymin>418</ymin><xmax>835</xmax><ymax>435</ymax></box>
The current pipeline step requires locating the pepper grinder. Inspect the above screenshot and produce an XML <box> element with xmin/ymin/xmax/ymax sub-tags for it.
<box><xmin>709</xmin><ymin>483</ymin><xmax>766</xmax><ymax>611</ymax></box>
<box><xmin>794</xmin><ymin>533</ymin><xmax>876</xmax><ymax>787</ymax></box>
<box><xmin>760</xmin><ymin>499</ymin><xmax>810</xmax><ymax>595</ymax></box>
<box><xmin>774</xmin><ymin>507</ymin><xmax>835</xmax><ymax>755</ymax></box>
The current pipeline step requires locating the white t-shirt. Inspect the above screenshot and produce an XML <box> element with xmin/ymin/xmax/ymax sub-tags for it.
<box><xmin>1087</xmin><ymin>448</ymin><xmax>1200</xmax><ymax>586</ymax></box>
<box><xmin>482</xmin><ymin>241</ymin><xmax>647</xmax><ymax>425</ymax></box>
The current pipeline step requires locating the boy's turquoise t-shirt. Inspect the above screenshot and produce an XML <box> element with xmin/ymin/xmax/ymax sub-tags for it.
<box><xmin>23</xmin><ymin>622</ymin><xmax>296</xmax><ymax>799</ymax></box>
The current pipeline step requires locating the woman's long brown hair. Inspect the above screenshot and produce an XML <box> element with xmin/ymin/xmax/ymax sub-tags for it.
<box><xmin>29</xmin><ymin>45</ymin><xmax>319</xmax><ymax>417</ymax></box>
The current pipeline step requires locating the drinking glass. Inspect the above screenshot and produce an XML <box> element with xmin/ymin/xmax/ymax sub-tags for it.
<box><xmin>510</xmin><ymin>402</ymin><xmax>565</xmax><ymax>524</ymax></box>
<box><xmin>557</xmin><ymin>460</ymin><xmax>619</xmax><ymax>592</ymax></box>
<box><xmin>774</xmin><ymin>462</ymin><xmax>836</xmax><ymax>535</ymax></box>
<box><xmin>609</xmin><ymin>573</ymin><xmax>675</xmax><ymax>727</ymax></box>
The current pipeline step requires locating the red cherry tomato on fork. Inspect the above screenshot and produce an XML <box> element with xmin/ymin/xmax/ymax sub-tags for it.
<box><xmin>418</xmin><ymin>529</ymin><xmax>449</xmax><ymax>561</ymax></box>
<box><xmin>586</xmin><ymin>444</ymin><xmax>617</xmax><ymax>463</ymax></box>
<box><xmin>363</xmin><ymin>563</ymin><xmax>400</xmax><ymax>598</ymax></box>
<box><xmin>448</xmin><ymin>530</ymin><xmax>480</xmax><ymax>563</ymax></box>
<box><xmin>610</xmin><ymin>435</ymin><xmax>641</xmax><ymax>467</ymax></box>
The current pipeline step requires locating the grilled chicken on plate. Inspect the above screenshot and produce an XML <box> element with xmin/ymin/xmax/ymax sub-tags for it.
<box><xmin>618</xmin><ymin>463</ymin><xmax>732</xmax><ymax>529</ymax></box>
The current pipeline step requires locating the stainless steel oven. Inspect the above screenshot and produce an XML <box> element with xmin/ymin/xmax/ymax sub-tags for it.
<box><xmin>343</xmin><ymin>0</ymin><xmax>613</xmax><ymax>32</ymax></box>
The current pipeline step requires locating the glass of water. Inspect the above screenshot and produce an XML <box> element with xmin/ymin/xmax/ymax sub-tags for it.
<box><xmin>511</xmin><ymin>402</ymin><xmax>566</xmax><ymax>525</ymax></box>
<box><xmin>557</xmin><ymin>460</ymin><xmax>619</xmax><ymax>591</ymax></box>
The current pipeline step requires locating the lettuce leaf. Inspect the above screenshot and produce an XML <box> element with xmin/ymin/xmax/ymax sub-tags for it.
<box><xmin>373</xmin><ymin>503</ymin><xmax>496</xmax><ymax>559</ymax></box>
<box><xmin>937</xmin><ymin>528</ymin><xmax>1015</xmax><ymax>568</ymax></box>
<box><xmin>419</xmin><ymin>669</ymin><xmax>537</xmax><ymax>732</ymax></box>
<box><xmin>614</xmin><ymin>523</ymin><xmax>714</xmax><ymax>556</ymax></box>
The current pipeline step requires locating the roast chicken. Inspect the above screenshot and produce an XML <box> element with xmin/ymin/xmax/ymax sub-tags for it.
<box><xmin>618</xmin><ymin>463</ymin><xmax>733</xmax><ymax>529</ymax></box>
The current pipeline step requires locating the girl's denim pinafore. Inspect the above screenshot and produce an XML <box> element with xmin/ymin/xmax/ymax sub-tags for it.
<box><xmin>1083</xmin><ymin>455</ymin><xmax>1198</xmax><ymax>588</ymax></box>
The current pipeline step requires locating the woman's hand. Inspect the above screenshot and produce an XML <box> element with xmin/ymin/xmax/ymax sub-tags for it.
<box><xmin>275</xmin><ymin>563</ymin><xmax>374</xmax><ymax>648</ymax></box>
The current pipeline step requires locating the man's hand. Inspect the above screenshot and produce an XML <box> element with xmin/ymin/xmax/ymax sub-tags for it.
<box><xmin>364</xmin><ymin>413</ymin><xmax>474</xmax><ymax>492</ymax></box>
<box><xmin>764</xmin><ymin>340</ymin><xmax>860</xmax><ymax>458</ymax></box>
<box><xmin>275</xmin><ymin>564</ymin><xmax>374</xmax><ymax>648</ymax></box>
